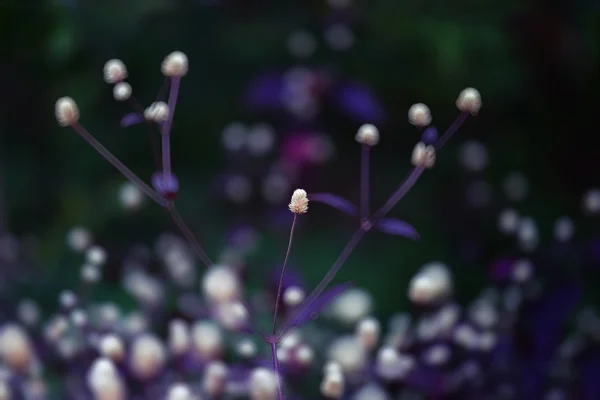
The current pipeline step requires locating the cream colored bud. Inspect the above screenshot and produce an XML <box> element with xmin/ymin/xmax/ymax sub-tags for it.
<box><xmin>55</xmin><ymin>97</ymin><xmax>80</xmax><ymax>127</ymax></box>
<box><xmin>144</xmin><ymin>102</ymin><xmax>169</xmax><ymax>123</ymax></box>
<box><xmin>411</xmin><ymin>142</ymin><xmax>436</xmax><ymax>168</ymax></box>
<box><xmin>113</xmin><ymin>82</ymin><xmax>132</xmax><ymax>101</ymax></box>
<box><xmin>289</xmin><ymin>189</ymin><xmax>308</xmax><ymax>214</ymax></box>
<box><xmin>162</xmin><ymin>51</ymin><xmax>189</xmax><ymax>77</ymax></box>
<box><xmin>355</xmin><ymin>124</ymin><xmax>379</xmax><ymax>146</ymax></box>
<box><xmin>408</xmin><ymin>103</ymin><xmax>432</xmax><ymax>126</ymax></box>
<box><xmin>456</xmin><ymin>87</ymin><xmax>482</xmax><ymax>115</ymax></box>
<box><xmin>103</xmin><ymin>59</ymin><xmax>128</xmax><ymax>84</ymax></box>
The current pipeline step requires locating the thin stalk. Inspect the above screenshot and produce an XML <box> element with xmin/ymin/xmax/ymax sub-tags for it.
<box><xmin>371</xmin><ymin>166</ymin><xmax>425</xmax><ymax>222</ymax></box>
<box><xmin>161</xmin><ymin>77</ymin><xmax>181</xmax><ymax>176</ymax></box>
<box><xmin>270</xmin><ymin>341</ymin><xmax>284</xmax><ymax>400</ymax></box>
<box><xmin>276</xmin><ymin>227</ymin><xmax>366</xmax><ymax>340</ymax></box>
<box><xmin>434</xmin><ymin>112</ymin><xmax>469</xmax><ymax>150</ymax></box>
<box><xmin>272</xmin><ymin>214</ymin><xmax>298</xmax><ymax>334</ymax></box>
<box><xmin>71</xmin><ymin>123</ymin><xmax>168</xmax><ymax>207</ymax></box>
<box><xmin>360</xmin><ymin>144</ymin><xmax>370</xmax><ymax>219</ymax></box>
<box><xmin>167</xmin><ymin>203</ymin><xmax>213</xmax><ymax>268</ymax></box>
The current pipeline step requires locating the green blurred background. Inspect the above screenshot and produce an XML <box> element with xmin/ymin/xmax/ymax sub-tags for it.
<box><xmin>0</xmin><ymin>1</ymin><xmax>599</xmax><ymax>321</ymax></box>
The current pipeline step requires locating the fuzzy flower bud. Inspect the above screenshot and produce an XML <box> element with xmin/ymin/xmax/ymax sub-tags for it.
<box><xmin>411</xmin><ymin>142</ymin><xmax>436</xmax><ymax>168</ymax></box>
<box><xmin>167</xmin><ymin>383</ymin><xmax>193</xmax><ymax>400</ymax></box>
<box><xmin>328</xmin><ymin>336</ymin><xmax>367</xmax><ymax>374</ymax></box>
<box><xmin>144</xmin><ymin>102</ymin><xmax>170</xmax><ymax>123</ymax></box>
<box><xmin>55</xmin><ymin>97</ymin><xmax>80</xmax><ymax>127</ymax></box>
<box><xmin>202</xmin><ymin>361</ymin><xmax>228</xmax><ymax>397</ymax></box>
<box><xmin>168</xmin><ymin>319</ymin><xmax>190</xmax><ymax>356</ymax></box>
<box><xmin>162</xmin><ymin>51</ymin><xmax>189</xmax><ymax>77</ymax></box>
<box><xmin>130</xmin><ymin>334</ymin><xmax>166</xmax><ymax>379</ymax></box>
<box><xmin>356</xmin><ymin>317</ymin><xmax>380</xmax><ymax>350</ymax></box>
<box><xmin>408</xmin><ymin>262</ymin><xmax>452</xmax><ymax>304</ymax></box>
<box><xmin>191</xmin><ymin>321</ymin><xmax>223</xmax><ymax>360</ymax></box>
<box><xmin>87</xmin><ymin>358</ymin><xmax>124</xmax><ymax>400</ymax></box>
<box><xmin>0</xmin><ymin>324</ymin><xmax>34</xmax><ymax>371</ymax></box>
<box><xmin>289</xmin><ymin>189</ymin><xmax>308</xmax><ymax>214</ymax></box>
<box><xmin>456</xmin><ymin>87</ymin><xmax>482</xmax><ymax>115</ymax></box>
<box><xmin>283</xmin><ymin>286</ymin><xmax>305</xmax><ymax>307</ymax></box>
<box><xmin>86</xmin><ymin>245</ymin><xmax>107</xmax><ymax>266</ymax></box>
<box><xmin>408</xmin><ymin>103</ymin><xmax>432</xmax><ymax>126</ymax></box>
<box><xmin>202</xmin><ymin>265</ymin><xmax>241</xmax><ymax>304</ymax></box>
<box><xmin>249</xmin><ymin>367</ymin><xmax>279</xmax><ymax>400</ymax></box>
<box><xmin>113</xmin><ymin>82</ymin><xmax>132</xmax><ymax>101</ymax></box>
<box><xmin>103</xmin><ymin>59</ymin><xmax>128</xmax><ymax>84</ymax></box>
<box><xmin>99</xmin><ymin>334</ymin><xmax>125</xmax><ymax>362</ymax></box>
<box><xmin>320</xmin><ymin>371</ymin><xmax>344</xmax><ymax>399</ymax></box>
<box><xmin>355</xmin><ymin>124</ymin><xmax>379</xmax><ymax>146</ymax></box>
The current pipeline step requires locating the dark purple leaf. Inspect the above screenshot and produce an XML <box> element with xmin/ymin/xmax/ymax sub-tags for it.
<box><xmin>309</xmin><ymin>193</ymin><xmax>357</xmax><ymax>216</ymax></box>
<box><xmin>333</xmin><ymin>82</ymin><xmax>384</xmax><ymax>123</ymax></box>
<box><xmin>376</xmin><ymin>218</ymin><xmax>419</xmax><ymax>240</ymax></box>
<box><xmin>284</xmin><ymin>282</ymin><xmax>352</xmax><ymax>330</ymax></box>
<box><xmin>120</xmin><ymin>112</ymin><xmax>144</xmax><ymax>127</ymax></box>
<box><xmin>243</xmin><ymin>72</ymin><xmax>284</xmax><ymax>109</ymax></box>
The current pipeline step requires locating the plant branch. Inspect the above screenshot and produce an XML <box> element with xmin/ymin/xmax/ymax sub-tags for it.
<box><xmin>167</xmin><ymin>203</ymin><xmax>213</xmax><ymax>268</ymax></box>
<box><xmin>360</xmin><ymin>144</ymin><xmax>370</xmax><ymax>219</ymax></box>
<box><xmin>272</xmin><ymin>214</ymin><xmax>298</xmax><ymax>334</ymax></box>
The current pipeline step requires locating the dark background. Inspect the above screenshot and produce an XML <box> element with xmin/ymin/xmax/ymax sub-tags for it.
<box><xmin>0</xmin><ymin>1</ymin><xmax>599</xmax><ymax>323</ymax></box>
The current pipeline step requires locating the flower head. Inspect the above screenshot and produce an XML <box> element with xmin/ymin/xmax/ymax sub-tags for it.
<box><xmin>289</xmin><ymin>189</ymin><xmax>309</xmax><ymax>214</ymax></box>
<box><xmin>456</xmin><ymin>87</ymin><xmax>482</xmax><ymax>115</ymax></box>
<box><xmin>355</xmin><ymin>124</ymin><xmax>379</xmax><ymax>146</ymax></box>
<box><xmin>55</xmin><ymin>97</ymin><xmax>80</xmax><ymax>127</ymax></box>
<box><xmin>162</xmin><ymin>51</ymin><xmax>189</xmax><ymax>77</ymax></box>
<box><xmin>103</xmin><ymin>59</ymin><xmax>128</xmax><ymax>84</ymax></box>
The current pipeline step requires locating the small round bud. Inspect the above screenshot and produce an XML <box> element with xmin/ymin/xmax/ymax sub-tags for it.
<box><xmin>87</xmin><ymin>357</ymin><xmax>124</xmax><ymax>400</ymax></box>
<box><xmin>356</xmin><ymin>317</ymin><xmax>380</xmax><ymax>350</ymax></box>
<box><xmin>320</xmin><ymin>371</ymin><xmax>344</xmax><ymax>399</ymax></box>
<box><xmin>328</xmin><ymin>288</ymin><xmax>373</xmax><ymax>325</ymax></box>
<box><xmin>249</xmin><ymin>368</ymin><xmax>279</xmax><ymax>400</ymax></box>
<box><xmin>283</xmin><ymin>286</ymin><xmax>305</xmax><ymax>307</ymax></box>
<box><xmin>421</xmin><ymin>126</ymin><xmax>438</xmax><ymax>144</ymax></box>
<box><xmin>103</xmin><ymin>59</ymin><xmax>128</xmax><ymax>84</ymax></box>
<box><xmin>168</xmin><ymin>319</ymin><xmax>190</xmax><ymax>356</ymax></box>
<box><xmin>583</xmin><ymin>189</ymin><xmax>600</xmax><ymax>214</ymax></box>
<box><xmin>119</xmin><ymin>182</ymin><xmax>143</xmax><ymax>210</ymax></box>
<box><xmin>86</xmin><ymin>245</ymin><xmax>107</xmax><ymax>266</ymax></box>
<box><xmin>113</xmin><ymin>82</ymin><xmax>132</xmax><ymax>101</ymax></box>
<box><xmin>355</xmin><ymin>124</ymin><xmax>379</xmax><ymax>146</ymax></box>
<box><xmin>55</xmin><ymin>97</ymin><xmax>80</xmax><ymax>127</ymax></box>
<box><xmin>81</xmin><ymin>263</ymin><xmax>100</xmax><ymax>283</ymax></box>
<box><xmin>161</xmin><ymin>51</ymin><xmax>189</xmax><ymax>77</ymax></box>
<box><xmin>0</xmin><ymin>324</ymin><xmax>34</xmax><ymax>371</ymax></box>
<box><xmin>408</xmin><ymin>103</ymin><xmax>432</xmax><ymax>126</ymax></box>
<box><xmin>66</xmin><ymin>226</ymin><xmax>92</xmax><ymax>252</ymax></box>
<box><xmin>130</xmin><ymin>334</ymin><xmax>166</xmax><ymax>379</ymax></box>
<box><xmin>191</xmin><ymin>321</ymin><xmax>223</xmax><ymax>359</ymax></box>
<box><xmin>328</xmin><ymin>336</ymin><xmax>367</xmax><ymax>374</ymax></box>
<box><xmin>202</xmin><ymin>361</ymin><xmax>228</xmax><ymax>396</ymax></box>
<box><xmin>296</xmin><ymin>344</ymin><xmax>315</xmax><ymax>366</ymax></box>
<box><xmin>167</xmin><ymin>383</ymin><xmax>192</xmax><ymax>400</ymax></box>
<box><xmin>59</xmin><ymin>290</ymin><xmax>77</xmax><ymax>309</ymax></box>
<box><xmin>236</xmin><ymin>338</ymin><xmax>257</xmax><ymax>358</ymax></box>
<box><xmin>289</xmin><ymin>189</ymin><xmax>309</xmax><ymax>214</ymax></box>
<box><xmin>498</xmin><ymin>208</ymin><xmax>520</xmax><ymax>235</ymax></box>
<box><xmin>411</xmin><ymin>142</ymin><xmax>436</xmax><ymax>168</ymax></box>
<box><xmin>144</xmin><ymin>102</ymin><xmax>169</xmax><ymax>123</ymax></box>
<box><xmin>408</xmin><ymin>262</ymin><xmax>452</xmax><ymax>304</ymax></box>
<box><xmin>202</xmin><ymin>265</ymin><xmax>241</xmax><ymax>304</ymax></box>
<box><xmin>456</xmin><ymin>87</ymin><xmax>482</xmax><ymax>114</ymax></box>
<box><xmin>99</xmin><ymin>334</ymin><xmax>125</xmax><ymax>362</ymax></box>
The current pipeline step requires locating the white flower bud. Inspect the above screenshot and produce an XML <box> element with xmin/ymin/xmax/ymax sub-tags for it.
<box><xmin>144</xmin><ymin>101</ymin><xmax>170</xmax><ymax>123</ymax></box>
<box><xmin>215</xmin><ymin>301</ymin><xmax>249</xmax><ymax>330</ymax></box>
<box><xmin>202</xmin><ymin>361</ymin><xmax>228</xmax><ymax>397</ymax></box>
<box><xmin>356</xmin><ymin>317</ymin><xmax>380</xmax><ymax>350</ymax></box>
<box><xmin>249</xmin><ymin>368</ymin><xmax>279</xmax><ymax>400</ymax></box>
<box><xmin>411</xmin><ymin>142</ymin><xmax>436</xmax><ymax>168</ymax></box>
<box><xmin>422</xmin><ymin>344</ymin><xmax>451</xmax><ymax>366</ymax></box>
<box><xmin>191</xmin><ymin>321</ymin><xmax>223</xmax><ymax>359</ymax></box>
<box><xmin>162</xmin><ymin>51</ymin><xmax>189</xmax><ymax>77</ymax></box>
<box><xmin>583</xmin><ymin>188</ymin><xmax>600</xmax><ymax>214</ymax></box>
<box><xmin>168</xmin><ymin>319</ymin><xmax>190</xmax><ymax>356</ymax></box>
<box><xmin>289</xmin><ymin>189</ymin><xmax>309</xmax><ymax>214</ymax></box>
<box><xmin>103</xmin><ymin>59</ymin><xmax>128</xmax><ymax>84</ymax></box>
<box><xmin>130</xmin><ymin>334</ymin><xmax>166</xmax><ymax>379</ymax></box>
<box><xmin>408</xmin><ymin>262</ymin><xmax>452</xmax><ymax>304</ymax></box>
<box><xmin>283</xmin><ymin>286</ymin><xmax>305</xmax><ymax>307</ymax></box>
<box><xmin>408</xmin><ymin>103</ymin><xmax>432</xmax><ymax>126</ymax></box>
<box><xmin>328</xmin><ymin>336</ymin><xmax>367</xmax><ymax>374</ymax></box>
<box><xmin>167</xmin><ymin>383</ymin><xmax>192</xmax><ymax>400</ymax></box>
<box><xmin>295</xmin><ymin>344</ymin><xmax>314</xmax><ymax>366</ymax></box>
<box><xmin>59</xmin><ymin>290</ymin><xmax>77</xmax><ymax>309</ymax></box>
<box><xmin>320</xmin><ymin>371</ymin><xmax>344</xmax><ymax>399</ymax></box>
<box><xmin>0</xmin><ymin>324</ymin><xmax>34</xmax><ymax>371</ymax></box>
<box><xmin>327</xmin><ymin>288</ymin><xmax>373</xmax><ymax>325</ymax></box>
<box><xmin>202</xmin><ymin>265</ymin><xmax>241</xmax><ymax>304</ymax></box>
<box><xmin>86</xmin><ymin>245</ymin><xmax>107</xmax><ymax>266</ymax></box>
<box><xmin>355</xmin><ymin>124</ymin><xmax>379</xmax><ymax>146</ymax></box>
<box><xmin>113</xmin><ymin>82</ymin><xmax>132</xmax><ymax>101</ymax></box>
<box><xmin>376</xmin><ymin>347</ymin><xmax>414</xmax><ymax>380</ymax></box>
<box><xmin>55</xmin><ymin>97</ymin><xmax>80</xmax><ymax>127</ymax></box>
<box><xmin>456</xmin><ymin>87</ymin><xmax>482</xmax><ymax>114</ymax></box>
<box><xmin>87</xmin><ymin>358</ymin><xmax>124</xmax><ymax>400</ymax></box>
<box><xmin>236</xmin><ymin>338</ymin><xmax>257</xmax><ymax>358</ymax></box>
<box><xmin>99</xmin><ymin>334</ymin><xmax>124</xmax><ymax>362</ymax></box>
<box><xmin>352</xmin><ymin>384</ymin><xmax>388</xmax><ymax>400</ymax></box>
<box><xmin>81</xmin><ymin>263</ymin><xmax>100</xmax><ymax>283</ymax></box>
<box><xmin>119</xmin><ymin>182</ymin><xmax>143</xmax><ymax>210</ymax></box>
<box><xmin>66</xmin><ymin>226</ymin><xmax>92</xmax><ymax>252</ymax></box>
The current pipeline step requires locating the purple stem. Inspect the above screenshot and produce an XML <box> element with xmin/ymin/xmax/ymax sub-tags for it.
<box><xmin>272</xmin><ymin>214</ymin><xmax>298</xmax><ymax>334</ymax></box>
<box><xmin>71</xmin><ymin>123</ymin><xmax>168</xmax><ymax>207</ymax></box>
<box><xmin>371</xmin><ymin>166</ymin><xmax>425</xmax><ymax>222</ymax></box>
<box><xmin>434</xmin><ymin>112</ymin><xmax>469</xmax><ymax>150</ymax></box>
<box><xmin>270</xmin><ymin>341</ymin><xmax>284</xmax><ymax>400</ymax></box>
<box><xmin>161</xmin><ymin>77</ymin><xmax>181</xmax><ymax>176</ymax></box>
<box><xmin>360</xmin><ymin>144</ymin><xmax>370</xmax><ymax>219</ymax></box>
<box><xmin>276</xmin><ymin>227</ymin><xmax>366</xmax><ymax>340</ymax></box>
<box><xmin>167</xmin><ymin>203</ymin><xmax>213</xmax><ymax>268</ymax></box>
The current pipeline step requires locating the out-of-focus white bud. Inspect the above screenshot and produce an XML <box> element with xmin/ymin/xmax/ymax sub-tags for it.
<box><xmin>202</xmin><ymin>361</ymin><xmax>228</xmax><ymax>397</ymax></box>
<box><xmin>123</xmin><ymin>271</ymin><xmax>164</xmax><ymax>307</ymax></box>
<box><xmin>376</xmin><ymin>347</ymin><xmax>414</xmax><ymax>380</ymax></box>
<box><xmin>119</xmin><ymin>182</ymin><xmax>143</xmax><ymax>210</ymax></box>
<box><xmin>355</xmin><ymin>124</ymin><xmax>379</xmax><ymax>146</ymax></box>
<box><xmin>249</xmin><ymin>367</ymin><xmax>279</xmax><ymax>400</ymax></box>
<box><xmin>517</xmin><ymin>216</ymin><xmax>538</xmax><ymax>252</ymax></box>
<box><xmin>456</xmin><ymin>87</ymin><xmax>482</xmax><ymax>114</ymax></box>
<box><xmin>66</xmin><ymin>226</ymin><xmax>92</xmax><ymax>252</ymax></box>
<box><xmin>144</xmin><ymin>101</ymin><xmax>170</xmax><ymax>123</ymax></box>
<box><xmin>296</xmin><ymin>344</ymin><xmax>315</xmax><ymax>366</ymax></box>
<box><xmin>215</xmin><ymin>301</ymin><xmax>248</xmax><ymax>330</ymax></box>
<box><xmin>328</xmin><ymin>336</ymin><xmax>367</xmax><ymax>375</ymax></box>
<box><xmin>498</xmin><ymin>208</ymin><xmax>520</xmax><ymax>235</ymax></box>
<box><xmin>323</xmin><ymin>361</ymin><xmax>342</xmax><ymax>376</ymax></box>
<box><xmin>17</xmin><ymin>299</ymin><xmax>40</xmax><ymax>327</ymax></box>
<box><xmin>166</xmin><ymin>383</ymin><xmax>193</xmax><ymax>400</ymax></box>
<box><xmin>411</xmin><ymin>142</ymin><xmax>436</xmax><ymax>168</ymax></box>
<box><xmin>113</xmin><ymin>82</ymin><xmax>132</xmax><ymax>101</ymax></box>
<box><xmin>289</xmin><ymin>189</ymin><xmax>309</xmax><ymax>214</ymax></box>
<box><xmin>70</xmin><ymin>309</ymin><xmax>88</xmax><ymax>327</ymax></box>
<box><xmin>280</xmin><ymin>330</ymin><xmax>301</xmax><ymax>350</ymax></box>
<box><xmin>459</xmin><ymin>140</ymin><xmax>488</xmax><ymax>172</ymax></box>
<box><xmin>87</xmin><ymin>357</ymin><xmax>124</xmax><ymax>400</ymax></box>
<box><xmin>202</xmin><ymin>265</ymin><xmax>241</xmax><ymax>304</ymax></box>
<box><xmin>320</xmin><ymin>371</ymin><xmax>344</xmax><ymax>399</ymax></box>
<box><xmin>168</xmin><ymin>319</ymin><xmax>190</xmax><ymax>356</ymax></box>
<box><xmin>283</xmin><ymin>286</ymin><xmax>305</xmax><ymax>307</ymax></box>
<box><xmin>103</xmin><ymin>59</ymin><xmax>128</xmax><ymax>84</ymax></box>
<box><xmin>236</xmin><ymin>338</ymin><xmax>257</xmax><ymax>358</ymax></box>
<box><xmin>161</xmin><ymin>51</ymin><xmax>189</xmax><ymax>77</ymax></box>
<box><xmin>99</xmin><ymin>334</ymin><xmax>124</xmax><ymax>362</ymax></box>
<box><xmin>356</xmin><ymin>317</ymin><xmax>380</xmax><ymax>350</ymax></box>
<box><xmin>422</xmin><ymin>344</ymin><xmax>451</xmax><ymax>366</ymax></box>
<box><xmin>55</xmin><ymin>97</ymin><xmax>80</xmax><ymax>127</ymax></box>
<box><xmin>352</xmin><ymin>384</ymin><xmax>389</xmax><ymax>400</ymax></box>
<box><xmin>130</xmin><ymin>334</ymin><xmax>166</xmax><ymax>379</ymax></box>
<box><xmin>327</xmin><ymin>288</ymin><xmax>373</xmax><ymax>325</ymax></box>
<box><xmin>59</xmin><ymin>290</ymin><xmax>77</xmax><ymax>309</ymax></box>
<box><xmin>469</xmin><ymin>300</ymin><xmax>498</xmax><ymax>329</ymax></box>
<box><xmin>86</xmin><ymin>245</ymin><xmax>107</xmax><ymax>266</ymax></box>
<box><xmin>191</xmin><ymin>321</ymin><xmax>223</xmax><ymax>360</ymax></box>
<box><xmin>44</xmin><ymin>316</ymin><xmax>68</xmax><ymax>343</ymax></box>
<box><xmin>453</xmin><ymin>323</ymin><xmax>479</xmax><ymax>350</ymax></box>
<box><xmin>554</xmin><ymin>216</ymin><xmax>574</xmax><ymax>242</ymax></box>
<box><xmin>408</xmin><ymin>103</ymin><xmax>432</xmax><ymax>126</ymax></box>
<box><xmin>81</xmin><ymin>263</ymin><xmax>100</xmax><ymax>283</ymax></box>
<box><xmin>583</xmin><ymin>189</ymin><xmax>600</xmax><ymax>214</ymax></box>
<box><xmin>408</xmin><ymin>262</ymin><xmax>452</xmax><ymax>304</ymax></box>
<box><xmin>512</xmin><ymin>259</ymin><xmax>533</xmax><ymax>283</ymax></box>
<box><xmin>0</xmin><ymin>324</ymin><xmax>34</xmax><ymax>371</ymax></box>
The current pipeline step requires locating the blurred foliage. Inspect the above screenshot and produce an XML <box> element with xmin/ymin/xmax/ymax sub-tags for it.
<box><xmin>0</xmin><ymin>0</ymin><xmax>599</xmax><ymax>321</ymax></box>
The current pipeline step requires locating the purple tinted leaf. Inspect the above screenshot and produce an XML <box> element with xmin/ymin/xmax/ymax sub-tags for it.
<box><xmin>376</xmin><ymin>218</ymin><xmax>419</xmax><ymax>240</ymax></box>
<box><xmin>309</xmin><ymin>193</ymin><xmax>357</xmax><ymax>216</ymax></box>
<box><xmin>120</xmin><ymin>112</ymin><xmax>144</xmax><ymax>128</ymax></box>
<box><xmin>286</xmin><ymin>282</ymin><xmax>352</xmax><ymax>329</ymax></box>
<box><xmin>333</xmin><ymin>82</ymin><xmax>384</xmax><ymax>123</ymax></box>
<box><xmin>243</xmin><ymin>72</ymin><xmax>284</xmax><ymax>109</ymax></box>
